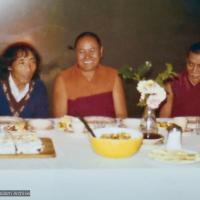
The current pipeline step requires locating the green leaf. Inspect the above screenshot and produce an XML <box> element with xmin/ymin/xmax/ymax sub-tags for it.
<box><xmin>118</xmin><ymin>65</ymin><xmax>134</xmax><ymax>80</ymax></box>
<box><xmin>155</xmin><ymin>63</ymin><xmax>177</xmax><ymax>86</ymax></box>
<box><xmin>133</xmin><ymin>61</ymin><xmax>152</xmax><ymax>81</ymax></box>
<box><xmin>118</xmin><ymin>61</ymin><xmax>152</xmax><ymax>81</ymax></box>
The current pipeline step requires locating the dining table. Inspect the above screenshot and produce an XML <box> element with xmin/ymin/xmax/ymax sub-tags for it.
<box><xmin>0</xmin><ymin>117</ymin><xmax>200</xmax><ymax>200</ymax></box>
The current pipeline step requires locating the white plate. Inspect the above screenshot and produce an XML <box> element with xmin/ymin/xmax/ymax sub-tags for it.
<box><xmin>0</xmin><ymin>116</ymin><xmax>22</xmax><ymax>124</ymax></box>
<box><xmin>186</xmin><ymin>117</ymin><xmax>199</xmax><ymax>131</ymax></box>
<box><xmin>54</xmin><ymin>116</ymin><xmax>87</xmax><ymax>133</ymax></box>
<box><xmin>148</xmin><ymin>148</ymin><xmax>200</xmax><ymax>164</ymax></box>
<box><xmin>186</xmin><ymin>116</ymin><xmax>198</xmax><ymax>123</ymax></box>
<box><xmin>122</xmin><ymin>118</ymin><xmax>141</xmax><ymax>130</ymax></box>
<box><xmin>84</xmin><ymin>116</ymin><xmax>116</xmax><ymax>129</ymax></box>
<box><xmin>54</xmin><ymin>116</ymin><xmax>75</xmax><ymax>132</ymax></box>
<box><xmin>3</xmin><ymin>123</ymin><xmax>34</xmax><ymax>134</ymax></box>
<box><xmin>84</xmin><ymin>116</ymin><xmax>116</xmax><ymax>123</ymax></box>
<box><xmin>27</xmin><ymin>119</ymin><xmax>53</xmax><ymax>131</ymax></box>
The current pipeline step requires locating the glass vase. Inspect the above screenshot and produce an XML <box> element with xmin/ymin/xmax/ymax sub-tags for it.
<box><xmin>142</xmin><ymin>106</ymin><xmax>158</xmax><ymax>139</ymax></box>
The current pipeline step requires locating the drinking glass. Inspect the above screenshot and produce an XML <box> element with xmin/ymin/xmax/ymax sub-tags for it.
<box><xmin>195</xmin><ymin>117</ymin><xmax>200</xmax><ymax>135</ymax></box>
<box><xmin>173</xmin><ymin>117</ymin><xmax>187</xmax><ymax>132</ymax></box>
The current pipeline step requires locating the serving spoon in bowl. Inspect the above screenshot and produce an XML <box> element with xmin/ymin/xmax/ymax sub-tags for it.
<box><xmin>78</xmin><ymin>117</ymin><xmax>96</xmax><ymax>137</ymax></box>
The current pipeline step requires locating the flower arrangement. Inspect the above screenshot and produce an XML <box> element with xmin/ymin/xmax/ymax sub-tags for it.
<box><xmin>119</xmin><ymin>61</ymin><xmax>176</xmax><ymax>110</ymax></box>
<box><xmin>137</xmin><ymin>79</ymin><xmax>166</xmax><ymax>109</ymax></box>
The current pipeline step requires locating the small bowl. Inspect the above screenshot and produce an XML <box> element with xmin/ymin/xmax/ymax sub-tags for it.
<box><xmin>89</xmin><ymin>127</ymin><xmax>143</xmax><ymax>158</ymax></box>
<box><xmin>143</xmin><ymin>133</ymin><xmax>164</xmax><ymax>145</ymax></box>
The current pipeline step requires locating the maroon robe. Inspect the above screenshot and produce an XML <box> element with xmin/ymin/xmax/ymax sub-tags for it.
<box><xmin>171</xmin><ymin>71</ymin><xmax>200</xmax><ymax>117</ymax></box>
<box><xmin>68</xmin><ymin>91</ymin><xmax>115</xmax><ymax>117</ymax></box>
<box><xmin>61</xmin><ymin>64</ymin><xmax>118</xmax><ymax>117</ymax></box>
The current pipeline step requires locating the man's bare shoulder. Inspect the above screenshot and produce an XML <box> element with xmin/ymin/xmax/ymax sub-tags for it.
<box><xmin>99</xmin><ymin>64</ymin><xmax>118</xmax><ymax>76</ymax></box>
<box><xmin>56</xmin><ymin>65</ymin><xmax>76</xmax><ymax>79</ymax></box>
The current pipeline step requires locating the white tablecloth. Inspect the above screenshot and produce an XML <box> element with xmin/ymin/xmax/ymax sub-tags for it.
<box><xmin>0</xmin><ymin>125</ymin><xmax>200</xmax><ymax>200</ymax></box>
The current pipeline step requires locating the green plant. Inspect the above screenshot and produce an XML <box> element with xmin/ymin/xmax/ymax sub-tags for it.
<box><xmin>119</xmin><ymin>61</ymin><xmax>177</xmax><ymax>109</ymax></box>
<box><xmin>118</xmin><ymin>61</ymin><xmax>177</xmax><ymax>85</ymax></box>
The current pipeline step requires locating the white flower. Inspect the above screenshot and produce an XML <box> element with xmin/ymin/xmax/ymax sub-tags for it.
<box><xmin>137</xmin><ymin>80</ymin><xmax>167</xmax><ymax>109</ymax></box>
<box><xmin>154</xmin><ymin>87</ymin><xmax>166</xmax><ymax>102</ymax></box>
<box><xmin>147</xmin><ymin>94</ymin><xmax>164</xmax><ymax>109</ymax></box>
<box><xmin>137</xmin><ymin>80</ymin><xmax>155</xmax><ymax>94</ymax></box>
<box><xmin>137</xmin><ymin>80</ymin><xmax>161</xmax><ymax>95</ymax></box>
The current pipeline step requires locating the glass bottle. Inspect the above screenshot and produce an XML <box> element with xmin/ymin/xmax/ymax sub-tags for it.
<box><xmin>142</xmin><ymin>106</ymin><xmax>158</xmax><ymax>139</ymax></box>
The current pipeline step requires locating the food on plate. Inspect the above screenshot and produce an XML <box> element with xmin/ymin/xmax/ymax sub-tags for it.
<box><xmin>0</xmin><ymin>130</ymin><xmax>44</xmax><ymax>154</ymax></box>
<box><xmin>56</xmin><ymin>115</ymin><xmax>72</xmax><ymax>131</ymax></box>
<box><xmin>0</xmin><ymin>135</ymin><xmax>16</xmax><ymax>154</ymax></box>
<box><xmin>149</xmin><ymin>149</ymin><xmax>200</xmax><ymax>162</ymax></box>
<box><xmin>90</xmin><ymin>127</ymin><xmax>143</xmax><ymax>158</ymax></box>
<box><xmin>100</xmin><ymin>133</ymin><xmax>131</xmax><ymax>139</ymax></box>
<box><xmin>6</xmin><ymin>121</ymin><xmax>28</xmax><ymax>132</ymax></box>
<box><xmin>2</xmin><ymin>122</ymin><xmax>44</xmax><ymax>154</ymax></box>
<box><xmin>14</xmin><ymin>135</ymin><xmax>43</xmax><ymax>154</ymax></box>
<box><xmin>157</xmin><ymin>121</ymin><xmax>175</xmax><ymax>128</ymax></box>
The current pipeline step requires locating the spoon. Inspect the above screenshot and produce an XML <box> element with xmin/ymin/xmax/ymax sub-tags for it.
<box><xmin>78</xmin><ymin>117</ymin><xmax>96</xmax><ymax>137</ymax></box>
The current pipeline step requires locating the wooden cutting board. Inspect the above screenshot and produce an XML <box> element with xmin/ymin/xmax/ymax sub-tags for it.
<box><xmin>0</xmin><ymin>138</ymin><xmax>56</xmax><ymax>158</ymax></box>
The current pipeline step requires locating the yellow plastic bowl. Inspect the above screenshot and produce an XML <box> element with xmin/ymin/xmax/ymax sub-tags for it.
<box><xmin>89</xmin><ymin>127</ymin><xmax>143</xmax><ymax>158</ymax></box>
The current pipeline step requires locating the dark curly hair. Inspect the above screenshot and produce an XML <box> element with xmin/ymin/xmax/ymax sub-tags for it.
<box><xmin>0</xmin><ymin>42</ymin><xmax>41</xmax><ymax>80</ymax></box>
